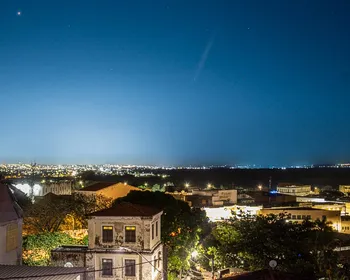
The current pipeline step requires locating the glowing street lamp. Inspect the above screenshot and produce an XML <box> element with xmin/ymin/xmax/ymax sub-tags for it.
<box><xmin>258</xmin><ymin>185</ymin><xmax>262</xmax><ymax>191</ymax></box>
<box><xmin>191</xmin><ymin>250</ymin><xmax>214</xmax><ymax>279</ymax></box>
<box><xmin>185</xmin><ymin>182</ymin><xmax>190</xmax><ymax>188</ymax></box>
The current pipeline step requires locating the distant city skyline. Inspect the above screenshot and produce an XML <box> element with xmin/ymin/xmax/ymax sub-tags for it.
<box><xmin>1</xmin><ymin>0</ymin><xmax>350</xmax><ymax>166</ymax></box>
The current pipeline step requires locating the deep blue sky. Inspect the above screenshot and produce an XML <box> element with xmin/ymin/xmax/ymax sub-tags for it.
<box><xmin>1</xmin><ymin>0</ymin><xmax>350</xmax><ymax>166</ymax></box>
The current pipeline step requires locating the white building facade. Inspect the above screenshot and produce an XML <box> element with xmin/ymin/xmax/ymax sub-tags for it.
<box><xmin>52</xmin><ymin>202</ymin><xmax>165</xmax><ymax>280</ymax></box>
<box><xmin>277</xmin><ymin>184</ymin><xmax>311</xmax><ymax>196</ymax></box>
<box><xmin>0</xmin><ymin>184</ymin><xmax>23</xmax><ymax>265</ymax></box>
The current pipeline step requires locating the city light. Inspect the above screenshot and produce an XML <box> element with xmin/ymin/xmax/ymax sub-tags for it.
<box><xmin>258</xmin><ymin>185</ymin><xmax>262</xmax><ymax>190</ymax></box>
<box><xmin>185</xmin><ymin>182</ymin><xmax>190</xmax><ymax>188</ymax></box>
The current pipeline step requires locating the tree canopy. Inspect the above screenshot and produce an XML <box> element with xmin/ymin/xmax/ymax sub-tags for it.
<box><xmin>201</xmin><ymin>213</ymin><xmax>343</xmax><ymax>279</ymax></box>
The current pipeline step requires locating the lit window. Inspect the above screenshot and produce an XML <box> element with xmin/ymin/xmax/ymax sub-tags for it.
<box><xmin>125</xmin><ymin>259</ymin><xmax>136</xmax><ymax>276</ymax></box>
<box><xmin>6</xmin><ymin>223</ymin><xmax>18</xmax><ymax>252</ymax></box>
<box><xmin>152</xmin><ymin>224</ymin><xmax>155</xmax><ymax>240</ymax></box>
<box><xmin>125</xmin><ymin>226</ymin><xmax>136</xmax><ymax>242</ymax></box>
<box><xmin>156</xmin><ymin>221</ymin><xmax>159</xmax><ymax>237</ymax></box>
<box><xmin>102</xmin><ymin>226</ymin><xmax>113</xmax><ymax>243</ymax></box>
<box><xmin>102</xmin><ymin>259</ymin><xmax>113</xmax><ymax>276</ymax></box>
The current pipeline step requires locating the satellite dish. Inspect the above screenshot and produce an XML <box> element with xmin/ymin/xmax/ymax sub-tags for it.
<box><xmin>64</xmin><ymin>262</ymin><xmax>73</xmax><ymax>268</ymax></box>
<box><xmin>269</xmin><ymin>260</ymin><xmax>277</xmax><ymax>269</ymax></box>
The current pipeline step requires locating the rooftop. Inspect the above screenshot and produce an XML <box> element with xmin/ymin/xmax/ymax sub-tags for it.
<box><xmin>88</xmin><ymin>202</ymin><xmax>162</xmax><ymax>217</ymax></box>
<box><xmin>0</xmin><ymin>265</ymin><xmax>87</xmax><ymax>280</ymax></box>
<box><xmin>77</xmin><ymin>181</ymin><xmax>116</xmax><ymax>192</ymax></box>
<box><xmin>263</xmin><ymin>207</ymin><xmax>339</xmax><ymax>211</ymax></box>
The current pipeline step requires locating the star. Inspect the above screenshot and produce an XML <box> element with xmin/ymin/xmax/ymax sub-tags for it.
<box><xmin>17</xmin><ymin>11</ymin><xmax>21</xmax><ymax>16</ymax></box>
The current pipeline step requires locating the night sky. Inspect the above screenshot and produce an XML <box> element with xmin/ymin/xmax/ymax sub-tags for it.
<box><xmin>1</xmin><ymin>0</ymin><xmax>350</xmax><ymax>166</ymax></box>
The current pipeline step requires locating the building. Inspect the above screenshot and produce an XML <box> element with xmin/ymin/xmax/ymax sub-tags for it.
<box><xmin>204</xmin><ymin>205</ymin><xmax>262</xmax><ymax>222</ymax></box>
<box><xmin>250</xmin><ymin>191</ymin><xmax>297</xmax><ymax>207</ymax></box>
<box><xmin>52</xmin><ymin>202</ymin><xmax>165</xmax><ymax>280</ymax></box>
<box><xmin>259</xmin><ymin>207</ymin><xmax>341</xmax><ymax>231</ymax></box>
<box><xmin>0</xmin><ymin>265</ymin><xmax>87</xmax><ymax>280</ymax></box>
<box><xmin>41</xmin><ymin>180</ymin><xmax>73</xmax><ymax>196</ymax></box>
<box><xmin>183</xmin><ymin>189</ymin><xmax>237</xmax><ymax>207</ymax></box>
<box><xmin>0</xmin><ymin>183</ymin><xmax>23</xmax><ymax>265</ymax></box>
<box><xmin>339</xmin><ymin>185</ymin><xmax>350</xmax><ymax>196</ymax></box>
<box><xmin>277</xmin><ymin>184</ymin><xmax>312</xmax><ymax>196</ymax></box>
<box><xmin>75</xmin><ymin>182</ymin><xmax>140</xmax><ymax>200</ymax></box>
<box><xmin>13</xmin><ymin>180</ymin><xmax>73</xmax><ymax>197</ymax></box>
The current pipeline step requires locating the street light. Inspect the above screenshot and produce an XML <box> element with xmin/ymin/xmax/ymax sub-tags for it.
<box><xmin>258</xmin><ymin>185</ymin><xmax>262</xmax><ymax>191</ymax></box>
<box><xmin>191</xmin><ymin>250</ymin><xmax>214</xmax><ymax>280</ymax></box>
<box><xmin>185</xmin><ymin>182</ymin><xmax>190</xmax><ymax>188</ymax></box>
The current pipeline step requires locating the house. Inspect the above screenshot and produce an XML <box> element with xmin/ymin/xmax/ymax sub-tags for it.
<box><xmin>52</xmin><ymin>202</ymin><xmax>165</xmax><ymax>280</ymax></box>
<box><xmin>259</xmin><ymin>207</ymin><xmax>341</xmax><ymax>231</ymax></box>
<box><xmin>277</xmin><ymin>184</ymin><xmax>311</xmax><ymax>197</ymax></box>
<box><xmin>0</xmin><ymin>183</ymin><xmax>23</xmax><ymax>265</ymax></box>
<box><xmin>0</xmin><ymin>265</ymin><xmax>88</xmax><ymax>280</ymax></box>
<box><xmin>74</xmin><ymin>182</ymin><xmax>140</xmax><ymax>200</ymax></box>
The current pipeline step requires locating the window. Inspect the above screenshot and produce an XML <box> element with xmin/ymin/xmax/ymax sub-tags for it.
<box><xmin>156</xmin><ymin>221</ymin><xmax>159</xmax><ymax>237</ymax></box>
<box><xmin>125</xmin><ymin>259</ymin><xmax>136</xmax><ymax>276</ymax></box>
<box><xmin>102</xmin><ymin>226</ymin><xmax>113</xmax><ymax>243</ymax></box>
<box><xmin>292</xmin><ymin>215</ymin><xmax>296</xmax><ymax>219</ymax></box>
<box><xmin>102</xmin><ymin>259</ymin><xmax>113</xmax><ymax>276</ymax></box>
<box><xmin>302</xmin><ymin>215</ymin><xmax>306</xmax><ymax>219</ymax></box>
<box><xmin>158</xmin><ymin>251</ymin><xmax>162</xmax><ymax>268</ymax></box>
<box><xmin>307</xmin><ymin>215</ymin><xmax>311</xmax><ymax>220</ymax></box>
<box><xmin>297</xmin><ymin>215</ymin><xmax>301</xmax><ymax>220</ymax></box>
<box><xmin>6</xmin><ymin>223</ymin><xmax>18</xmax><ymax>252</ymax></box>
<box><xmin>152</xmin><ymin>224</ymin><xmax>155</xmax><ymax>240</ymax></box>
<box><xmin>125</xmin><ymin>226</ymin><xmax>136</xmax><ymax>242</ymax></box>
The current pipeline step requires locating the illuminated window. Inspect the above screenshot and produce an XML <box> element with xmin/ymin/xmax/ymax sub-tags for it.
<box><xmin>6</xmin><ymin>223</ymin><xmax>18</xmax><ymax>252</ymax></box>
<box><xmin>125</xmin><ymin>226</ymin><xmax>136</xmax><ymax>242</ymax></box>
<box><xmin>102</xmin><ymin>226</ymin><xmax>113</xmax><ymax>243</ymax></box>
<box><xmin>125</xmin><ymin>259</ymin><xmax>136</xmax><ymax>276</ymax></box>
<box><xmin>156</xmin><ymin>221</ymin><xmax>159</xmax><ymax>237</ymax></box>
<box><xmin>152</xmin><ymin>224</ymin><xmax>154</xmax><ymax>240</ymax></box>
<box><xmin>102</xmin><ymin>259</ymin><xmax>113</xmax><ymax>276</ymax></box>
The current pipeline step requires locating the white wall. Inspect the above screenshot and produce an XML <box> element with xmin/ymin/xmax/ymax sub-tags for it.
<box><xmin>0</xmin><ymin>219</ymin><xmax>22</xmax><ymax>265</ymax></box>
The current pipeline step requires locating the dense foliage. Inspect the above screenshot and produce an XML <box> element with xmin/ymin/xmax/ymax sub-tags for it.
<box><xmin>113</xmin><ymin>190</ymin><xmax>209</xmax><ymax>279</ymax></box>
<box><xmin>24</xmin><ymin>193</ymin><xmax>112</xmax><ymax>233</ymax></box>
<box><xmin>200</xmin><ymin>213</ymin><xmax>346</xmax><ymax>278</ymax></box>
<box><xmin>22</xmin><ymin>232</ymin><xmax>87</xmax><ymax>266</ymax></box>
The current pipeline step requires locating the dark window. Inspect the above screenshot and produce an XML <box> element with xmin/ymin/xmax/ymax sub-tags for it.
<box><xmin>158</xmin><ymin>251</ymin><xmax>162</xmax><ymax>268</ymax></box>
<box><xmin>297</xmin><ymin>215</ymin><xmax>301</xmax><ymax>220</ymax></box>
<box><xmin>307</xmin><ymin>215</ymin><xmax>311</xmax><ymax>219</ymax></box>
<box><xmin>125</xmin><ymin>259</ymin><xmax>136</xmax><ymax>276</ymax></box>
<box><xmin>102</xmin><ymin>259</ymin><xmax>113</xmax><ymax>276</ymax></box>
<box><xmin>152</xmin><ymin>224</ymin><xmax>154</xmax><ymax>240</ymax></box>
<box><xmin>125</xmin><ymin>226</ymin><xmax>136</xmax><ymax>242</ymax></box>
<box><xmin>102</xmin><ymin>226</ymin><xmax>113</xmax><ymax>243</ymax></box>
<box><xmin>302</xmin><ymin>215</ymin><xmax>306</xmax><ymax>219</ymax></box>
<box><xmin>156</xmin><ymin>221</ymin><xmax>159</xmax><ymax>237</ymax></box>
<box><xmin>322</xmin><ymin>215</ymin><xmax>327</xmax><ymax>221</ymax></box>
<box><xmin>292</xmin><ymin>215</ymin><xmax>296</xmax><ymax>219</ymax></box>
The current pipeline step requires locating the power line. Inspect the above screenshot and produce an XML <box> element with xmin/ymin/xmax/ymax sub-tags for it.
<box><xmin>0</xmin><ymin>258</ymin><xmax>162</xmax><ymax>280</ymax></box>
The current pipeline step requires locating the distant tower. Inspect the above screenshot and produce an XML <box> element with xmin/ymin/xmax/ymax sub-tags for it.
<box><xmin>29</xmin><ymin>161</ymin><xmax>36</xmax><ymax>201</ymax></box>
<box><xmin>269</xmin><ymin>176</ymin><xmax>272</xmax><ymax>190</ymax></box>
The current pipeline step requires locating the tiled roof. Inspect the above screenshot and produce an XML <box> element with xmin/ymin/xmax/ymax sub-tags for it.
<box><xmin>219</xmin><ymin>269</ymin><xmax>314</xmax><ymax>280</ymax></box>
<box><xmin>0</xmin><ymin>184</ymin><xmax>23</xmax><ymax>223</ymax></box>
<box><xmin>77</xmin><ymin>182</ymin><xmax>116</xmax><ymax>192</ymax></box>
<box><xmin>88</xmin><ymin>202</ymin><xmax>162</xmax><ymax>217</ymax></box>
<box><xmin>0</xmin><ymin>265</ymin><xmax>87</xmax><ymax>280</ymax></box>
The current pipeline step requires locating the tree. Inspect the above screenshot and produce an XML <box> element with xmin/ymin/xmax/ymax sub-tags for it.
<box><xmin>113</xmin><ymin>191</ymin><xmax>209</xmax><ymax>278</ymax></box>
<box><xmin>24</xmin><ymin>193</ymin><xmax>112</xmax><ymax>234</ymax></box>
<box><xmin>206</xmin><ymin>213</ymin><xmax>339</xmax><ymax>278</ymax></box>
<box><xmin>24</xmin><ymin>194</ymin><xmax>74</xmax><ymax>233</ymax></box>
<box><xmin>23</xmin><ymin>232</ymin><xmax>85</xmax><ymax>266</ymax></box>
